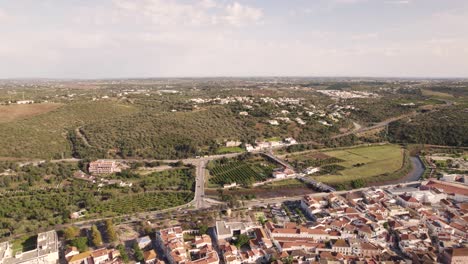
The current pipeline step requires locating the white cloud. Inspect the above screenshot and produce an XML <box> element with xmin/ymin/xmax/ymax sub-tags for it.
<box><xmin>351</xmin><ymin>33</ymin><xmax>379</xmax><ymax>40</ymax></box>
<box><xmin>199</xmin><ymin>0</ymin><xmax>217</xmax><ymax>9</ymax></box>
<box><xmin>385</xmin><ymin>0</ymin><xmax>411</xmax><ymax>4</ymax></box>
<box><xmin>0</xmin><ymin>8</ymin><xmax>8</xmax><ymax>21</ymax></box>
<box><xmin>109</xmin><ymin>0</ymin><xmax>262</xmax><ymax>27</ymax></box>
<box><xmin>223</xmin><ymin>2</ymin><xmax>263</xmax><ymax>27</ymax></box>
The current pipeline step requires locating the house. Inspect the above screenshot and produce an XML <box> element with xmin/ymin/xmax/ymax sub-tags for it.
<box><xmin>223</xmin><ymin>182</ymin><xmax>237</xmax><ymax>189</ymax></box>
<box><xmin>219</xmin><ymin>243</ymin><xmax>241</xmax><ymax>264</ymax></box>
<box><xmin>304</xmin><ymin>167</ymin><xmax>320</xmax><ymax>175</ymax></box>
<box><xmin>16</xmin><ymin>100</ymin><xmax>34</xmax><ymax>104</ymax></box>
<box><xmin>396</xmin><ymin>194</ymin><xmax>421</xmax><ymax>208</ymax></box>
<box><xmin>64</xmin><ymin>247</ymin><xmax>80</xmax><ymax>259</ymax></box>
<box><xmin>332</xmin><ymin>239</ymin><xmax>352</xmax><ymax>255</ymax></box>
<box><xmin>225</xmin><ymin>141</ymin><xmax>242</xmax><ymax>147</ymax></box>
<box><xmin>284</xmin><ymin>138</ymin><xmax>297</xmax><ymax>144</ymax></box>
<box><xmin>272</xmin><ymin>168</ymin><xmax>295</xmax><ymax>179</ymax></box>
<box><xmin>268</xmin><ymin>120</ymin><xmax>279</xmax><ymax>126</ymax></box>
<box><xmin>137</xmin><ymin>236</ymin><xmax>153</xmax><ymax>250</ymax></box>
<box><xmin>144</xmin><ymin>250</ymin><xmax>158</xmax><ymax>264</ymax></box>
<box><xmin>68</xmin><ymin>251</ymin><xmax>93</xmax><ymax>264</ymax></box>
<box><xmin>92</xmin><ymin>248</ymin><xmax>110</xmax><ymax>264</ymax></box>
<box><xmin>442</xmin><ymin>247</ymin><xmax>468</xmax><ymax>264</ymax></box>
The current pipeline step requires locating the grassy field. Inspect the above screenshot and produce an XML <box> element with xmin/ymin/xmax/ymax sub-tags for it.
<box><xmin>309</xmin><ymin>144</ymin><xmax>404</xmax><ymax>185</ymax></box>
<box><xmin>422</xmin><ymin>89</ymin><xmax>454</xmax><ymax>99</ymax></box>
<box><xmin>0</xmin><ymin>103</ymin><xmax>62</xmax><ymax>123</ymax></box>
<box><xmin>216</xmin><ymin>146</ymin><xmax>244</xmax><ymax>154</ymax></box>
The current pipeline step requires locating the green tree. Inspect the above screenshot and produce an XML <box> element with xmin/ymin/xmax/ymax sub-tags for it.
<box><xmin>64</xmin><ymin>226</ymin><xmax>80</xmax><ymax>241</ymax></box>
<box><xmin>91</xmin><ymin>225</ymin><xmax>103</xmax><ymax>247</ymax></box>
<box><xmin>70</xmin><ymin>237</ymin><xmax>88</xmax><ymax>252</ymax></box>
<box><xmin>234</xmin><ymin>234</ymin><xmax>250</xmax><ymax>248</ymax></box>
<box><xmin>105</xmin><ymin>219</ymin><xmax>118</xmax><ymax>242</ymax></box>
<box><xmin>198</xmin><ymin>224</ymin><xmax>209</xmax><ymax>235</ymax></box>
<box><xmin>351</xmin><ymin>179</ymin><xmax>366</xmax><ymax>189</ymax></box>
<box><xmin>133</xmin><ymin>242</ymin><xmax>144</xmax><ymax>262</ymax></box>
<box><xmin>117</xmin><ymin>244</ymin><xmax>129</xmax><ymax>263</ymax></box>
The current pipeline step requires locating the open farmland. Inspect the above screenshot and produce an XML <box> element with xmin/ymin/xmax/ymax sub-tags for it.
<box><xmin>0</xmin><ymin>103</ymin><xmax>63</xmax><ymax>123</ymax></box>
<box><xmin>209</xmin><ymin>161</ymin><xmax>269</xmax><ymax>186</ymax></box>
<box><xmin>208</xmin><ymin>155</ymin><xmax>277</xmax><ymax>187</ymax></box>
<box><xmin>285</xmin><ymin>152</ymin><xmax>344</xmax><ymax>170</ymax></box>
<box><xmin>307</xmin><ymin>144</ymin><xmax>404</xmax><ymax>185</ymax></box>
<box><xmin>98</xmin><ymin>191</ymin><xmax>193</xmax><ymax>215</ymax></box>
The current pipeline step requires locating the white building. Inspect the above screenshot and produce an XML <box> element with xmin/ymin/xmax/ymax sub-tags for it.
<box><xmin>0</xmin><ymin>231</ymin><xmax>59</xmax><ymax>264</ymax></box>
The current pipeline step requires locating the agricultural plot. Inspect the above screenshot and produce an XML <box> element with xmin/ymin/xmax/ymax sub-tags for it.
<box><xmin>286</xmin><ymin>151</ymin><xmax>344</xmax><ymax>170</ymax></box>
<box><xmin>98</xmin><ymin>191</ymin><xmax>193</xmax><ymax>215</ymax></box>
<box><xmin>209</xmin><ymin>161</ymin><xmax>271</xmax><ymax>186</ymax></box>
<box><xmin>309</xmin><ymin>144</ymin><xmax>404</xmax><ymax>185</ymax></box>
<box><xmin>0</xmin><ymin>103</ymin><xmax>62</xmax><ymax>123</ymax></box>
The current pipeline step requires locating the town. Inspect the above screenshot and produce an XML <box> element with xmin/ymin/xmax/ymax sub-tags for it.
<box><xmin>0</xmin><ymin>177</ymin><xmax>466</xmax><ymax>264</ymax></box>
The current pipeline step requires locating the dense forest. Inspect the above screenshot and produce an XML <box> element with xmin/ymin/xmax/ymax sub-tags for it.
<box><xmin>388</xmin><ymin>106</ymin><xmax>468</xmax><ymax>146</ymax></box>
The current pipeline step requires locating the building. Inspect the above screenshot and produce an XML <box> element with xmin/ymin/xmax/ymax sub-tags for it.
<box><xmin>143</xmin><ymin>250</ymin><xmax>158</xmax><ymax>264</ymax></box>
<box><xmin>272</xmin><ymin>168</ymin><xmax>295</xmax><ymax>179</ymax></box>
<box><xmin>443</xmin><ymin>247</ymin><xmax>468</xmax><ymax>264</ymax></box>
<box><xmin>303</xmin><ymin>167</ymin><xmax>320</xmax><ymax>175</ymax></box>
<box><xmin>215</xmin><ymin>221</ymin><xmax>255</xmax><ymax>241</ymax></box>
<box><xmin>0</xmin><ymin>231</ymin><xmax>59</xmax><ymax>264</ymax></box>
<box><xmin>16</xmin><ymin>100</ymin><xmax>34</xmax><ymax>104</ymax></box>
<box><xmin>88</xmin><ymin>160</ymin><xmax>127</xmax><ymax>175</ymax></box>
<box><xmin>66</xmin><ymin>248</ymin><xmax>120</xmax><ymax>264</ymax></box>
<box><xmin>136</xmin><ymin>236</ymin><xmax>153</xmax><ymax>250</ymax></box>
<box><xmin>225</xmin><ymin>141</ymin><xmax>242</xmax><ymax>147</ymax></box>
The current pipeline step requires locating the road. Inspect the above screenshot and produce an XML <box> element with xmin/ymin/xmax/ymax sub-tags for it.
<box><xmin>331</xmin><ymin>112</ymin><xmax>417</xmax><ymax>139</ymax></box>
<box><xmin>244</xmin><ymin>180</ymin><xmax>422</xmax><ymax>208</ymax></box>
<box><xmin>182</xmin><ymin>153</ymin><xmax>243</xmax><ymax>209</ymax></box>
<box><xmin>193</xmin><ymin>160</ymin><xmax>207</xmax><ymax>209</ymax></box>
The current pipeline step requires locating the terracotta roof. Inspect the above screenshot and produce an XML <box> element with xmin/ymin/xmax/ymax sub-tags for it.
<box><xmin>425</xmin><ymin>180</ymin><xmax>468</xmax><ymax>196</ymax></box>
<box><xmin>92</xmin><ymin>248</ymin><xmax>108</xmax><ymax>258</ymax></box>
<box><xmin>333</xmin><ymin>239</ymin><xmax>349</xmax><ymax>248</ymax></box>
<box><xmin>68</xmin><ymin>251</ymin><xmax>92</xmax><ymax>263</ymax></box>
<box><xmin>144</xmin><ymin>250</ymin><xmax>157</xmax><ymax>261</ymax></box>
<box><xmin>452</xmin><ymin>247</ymin><xmax>468</xmax><ymax>256</ymax></box>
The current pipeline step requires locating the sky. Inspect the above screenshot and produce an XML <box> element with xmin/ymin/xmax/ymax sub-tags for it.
<box><xmin>0</xmin><ymin>0</ymin><xmax>468</xmax><ymax>78</ymax></box>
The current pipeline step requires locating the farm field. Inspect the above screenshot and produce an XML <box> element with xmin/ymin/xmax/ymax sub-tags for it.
<box><xmin>421</xmin><ymin>89</ymin><xmax>454</xmax><ymax>99</ymax></box>
<box><xmin>0</xmin><ymin>103</ymin><xmax>63</xmax><ymax>123</ymax></box>
<box><xmin>285</xmin><ymin>151</ymin><xmax>344</xmax><ymax>170</ymax></box>
<box><xmin>307</xmin><ymin>144</ymin><xmax>404</xmax><ymax>185</ymax></box>
<box><xmin>100</xmin><ymin>191</ymin><xmax>193</xmax><ymax>215</ymax></box>
<box><xmin>216</xmin><ymin>146</ymin><xmax>244</xmax><ymax>154</ymax></box>
<box><xmin>208</xmin><ymin>155</ymin><xmax>277</xmax><ymax>187</ymax></box>
<box><xmin>208</xmin><ymin>161</ymin><xmax>269</xmax><ymax>186</ymax></box>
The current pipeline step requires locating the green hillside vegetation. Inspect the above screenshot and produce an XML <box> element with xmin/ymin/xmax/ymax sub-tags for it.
<box><xmin>0</xmin><ymin>101</ymin><xmax>137</xmax><ymax>159</ymax></box>
<box><xmin>388</xmin><ymin>106</ymin><xmax>468</xmax><ymax>147</ymax></box>
<box><xmin>73</xmin><ymin>107</ymin><xmax>257</xmax><ymax>159</ymax></box>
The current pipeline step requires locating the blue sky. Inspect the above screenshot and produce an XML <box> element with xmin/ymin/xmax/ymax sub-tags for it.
<box><xmin>0</xmin><ymin>0</ymin><xmax>467</xmax><ymax>78</ymax></box>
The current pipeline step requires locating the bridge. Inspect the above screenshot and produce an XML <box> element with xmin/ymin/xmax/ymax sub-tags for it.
<box><xmin>260</xmin><ymin>151</ymin><xmax>295</xmax><ymax>170</ymax></box>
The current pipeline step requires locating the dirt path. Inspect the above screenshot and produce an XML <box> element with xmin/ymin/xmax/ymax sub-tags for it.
<box><xmin>75</xmin><ymin>126</ymin><xmax>92</xmax><ymax>147</ymax></box>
